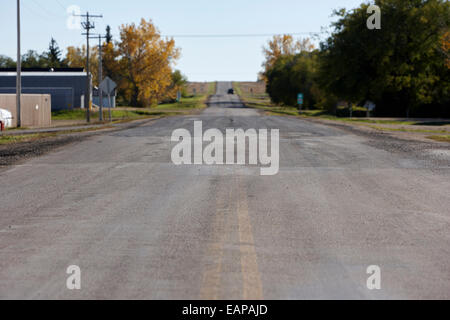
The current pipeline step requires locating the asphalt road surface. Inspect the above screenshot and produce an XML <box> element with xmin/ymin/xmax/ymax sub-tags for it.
<box><xmin>1</xmin><ymin>82</ymin><xmax>449</xmax><ymax>299</ymax></box>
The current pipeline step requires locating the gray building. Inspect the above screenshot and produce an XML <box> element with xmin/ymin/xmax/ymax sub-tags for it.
<box><xmin>0</xmin><ymin>68</ymin><xmax>88</xmax><ymax>111</ymax></box>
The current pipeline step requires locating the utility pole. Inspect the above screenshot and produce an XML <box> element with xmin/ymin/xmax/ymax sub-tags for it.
<box><xmin>74</xmin><ymin>12</ymin><xmax>103</xmax><ymax>123</ymax></box>
<box><xmin>98</xmin><ymin>35</ymin><xmax>103</xmax><ymax>122</ymax></box>
<box><xmin>90</xmin><ymin>35</ymin><xmax>107</xmax><ymax>121</ymax></box>
<box><xmin>16</xmin><ymin>0</ymin><xmax>21</xmax><ymax>128</ymax></box>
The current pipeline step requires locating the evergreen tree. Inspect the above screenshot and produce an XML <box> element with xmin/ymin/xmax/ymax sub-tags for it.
<box><xmin>46</xmin><ymin>38</ymin><xmax>63</xmax><ymax>68</ymax></box>
<box><xmin>106</xmin><ymin>26</ymin><xmax>113</xmax><ymax>44</ymax></box>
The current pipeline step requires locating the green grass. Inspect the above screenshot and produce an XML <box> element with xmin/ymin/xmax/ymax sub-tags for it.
<box><xmin>299</xmin><ymin>111</ymin><xmax>420</xmax><ymax>125</ymax></box>
<box><xmin>233</xmin><ymin>82</ymin><xmax>243</xmax><ymax>96</ymax></box>
<box><xmin>346</xmin><ymin>119</ymin><xmax>417</xmax><ymax>125</ymax></box>
<box><xmin>368</xmin><ymin>126</ymin><xmax>449</xmax><ymax>134</ymax></box>
<box><xmin>0</xmin><ymin>133</ymin><xmax>51</xmax><ymax>144</ymax></box>
<box><xmin>0</xmin><ymin>126</ymin><xmax>114</xmax><ymax>145</ymax></box>
<box><xmin>245</xmin><ymin>99</ymin><xmax>300</xmax><ymax>116</ymax></box>
<box><xmin>52</xmin><ymin>95</ymin><xmax>209</xmax><ymax>122</ymax></box>
<box><xmin>427</xmin><ymin>135</ymin><xmax>450</xmax><ymax>143</ymax></box>
<box><xmin>52</xmin><ymin>109</ymin><xmax>160</xmax><ymax>121</ymax></box>
<box><xmin>243</xmin><ymin>100</ymin><xmax>446</xmax><ymax>127</ymax></box>
<box><xmin>153</xmin><ymin>95</ymin><xmax>208</xmax><ymax>111</ymax></box>
<box><xmin>52</xmin><ymin>109</ymin><xmax>89</xmax><ymax>120</ymax></box>
<box><xmin>207</xmin><ymin>82</ymin><xmax>217</xmax><ymax>95</ymax></box>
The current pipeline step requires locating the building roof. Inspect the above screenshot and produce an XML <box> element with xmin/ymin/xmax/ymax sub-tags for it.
<box><xmin>0</xmin><ymin>72</ymin><xmax>87</xmax><ymax>77</ymax></box>
<box><xmin>0</xmin><ymin>68</ymin><xmax>84</xmax><ymax>72</ymax></box>
<box><xmin>0</xmin><ymin>68</ymin><xmax>87</xmax><ymax>77</ymax></box>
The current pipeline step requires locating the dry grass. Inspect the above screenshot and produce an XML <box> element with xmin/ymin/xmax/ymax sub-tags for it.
<box><xmin>233</xmin><ymin>82</ymin><xmax>266</xmax><ymax>96</ymax></box>
<box><xmin>427</xmin><ymin>135</ymin><xmax>450</xmax><ymax>143</ymax></box>
<box><xmin>0</xmin><ymin>126</ymin><xmax>114</xmax><ymax>145</ymax></box>
<box><xmin>186</xmin><ymin>82</ymin><xmax>216</xmax><ymax>96</ymax></box>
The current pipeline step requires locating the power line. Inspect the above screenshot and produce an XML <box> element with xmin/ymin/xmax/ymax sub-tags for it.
<box><xmin>21</xmin><ymin>1</ymin><xmax>56</xmax><ymax>23</ymax></box>
<box><xmin>109</xmin><ymin>31</ymin><xmax>327</xmax><ymax>41</ymax></box>
<box><xmin>159</xmin><ymin>32</ymin><xmax>326</xmax><ymax>39</ymax></box>
<box><xmin>109</xmin><ymin>31</ymin><xmax>328</xmax><ymax>41</ymax></box>
<box><xmin>54</xmin><ymin>0</ymin><xmax>67</xmax><ymax>11</ymax></box>
<box><xmin>30</xmin><ymin>0</ymin><xmax>60</xmax><ymax>18</ymax></box>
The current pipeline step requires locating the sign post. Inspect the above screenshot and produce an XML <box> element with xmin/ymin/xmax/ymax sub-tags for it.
<box><xmin>108</xmin><ymin>93</ymin><xmax>112</xmax><ymax>121</ymax></box>
<box><xmin>297</xmin><ymin>93</ymin><xmax>304</xmax><ymax>113</ymax></box>
<box><xmin>99</xmin><ymin>77</ymin><xmax>117</xmax><ymax>122</ymax></box>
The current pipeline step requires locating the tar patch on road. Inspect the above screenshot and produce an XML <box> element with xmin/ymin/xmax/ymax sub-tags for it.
<box><xmin>0</xmin><ymin>135</ymin><xmax>81</xmax><ymax>168</ymax></box>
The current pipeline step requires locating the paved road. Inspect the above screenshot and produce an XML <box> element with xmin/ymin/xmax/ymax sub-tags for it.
<box><xmin>1</xmin><ymin>82</ymin><xmax>450</xmax><ymax>299</ymax></box>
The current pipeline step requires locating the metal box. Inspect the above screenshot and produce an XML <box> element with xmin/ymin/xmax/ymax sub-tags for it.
<box><xmin>0</xmin><ymin>94</ymin><xmax>52</xmax><ymax>128</ymax></box>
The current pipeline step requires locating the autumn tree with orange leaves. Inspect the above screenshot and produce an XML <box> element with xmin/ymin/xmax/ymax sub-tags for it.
<box><xmin>116</xmin><ymin>19</ymin><xmax>180</xmax><ymax>107</ymax></box>
<box><xmin>64</xmin><ymin>19</ymin><xmax>180</xmax><ymax>107</ymax></box>
<box><xmin>65</xmin><ymin>45</ymin><xmax>99</xmax><ymax>83</ymax></box>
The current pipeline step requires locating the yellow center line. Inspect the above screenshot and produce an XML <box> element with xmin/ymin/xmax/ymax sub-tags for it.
<box><xmin>199</xmin><ymin>185</ymin><xmax>231</xmax><ymax>300</ymax></box>
<box><xmin>236</xmin><ymin>175</ymin><xmax>264</xmax><ymax>300</ymax></box>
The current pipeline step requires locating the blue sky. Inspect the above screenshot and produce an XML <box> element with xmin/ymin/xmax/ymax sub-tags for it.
<box><xmin>0</xmin><ymin>0</ymin><xmax>364</xmax><ymax>81</ymax></box>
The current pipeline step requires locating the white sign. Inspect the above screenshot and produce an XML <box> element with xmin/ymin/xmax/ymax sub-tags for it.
<box><xmin>364</xmin><ymin>101</ymin><xmax>376</xmax><ymax>111</ymax></box>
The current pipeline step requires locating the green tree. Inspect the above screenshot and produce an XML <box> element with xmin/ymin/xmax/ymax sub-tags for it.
<box><xmin>170</xmin><ymin>69</ymin><xmax>188</xmax><ymax>99</ymax></box>
<box><xmin>106</xmin><ymin>25</ymin><xmax>113</xmax><ymax>44</ymax></box>
<box><xmin>266</xmin><ymin>51</ymin><xmax>322</xmax><ymax>108</ymax></box>
<box><xmin>261</xmin><ymin>35</ymin><xmax>314</xmax><ymax>81</ymax></box>
<box><xmin>0</xmin><ymin>55</ymin><xmax>16</xmax><ymax>68</ymax></box>
<box><xmin>319</xmin><ymin>0</ymin><xmax>450</xmax><ymax>117</ymax></box>
<box><xmin>45</xmin><ymin>38</ymin><xmax>65</xmax><ymax>68</ymax></box>
<box><xmin>21</xmin><ymin>50</ymin><xmax>46</xmax><ymax>68</ymax></box>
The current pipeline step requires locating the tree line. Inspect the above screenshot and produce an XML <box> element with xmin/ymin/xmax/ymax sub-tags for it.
<box><xmin>0</xmin><ymin>19</ymin><xmax>187</xmax><ymax>108</ymax></box>
<box><xmin>262</xmin><ymin>0</ymin><xmax>450</xmax><ymax>118</ymax></box>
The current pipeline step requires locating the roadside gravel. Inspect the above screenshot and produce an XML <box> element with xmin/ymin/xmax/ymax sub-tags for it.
<box><xmin>0</xmin><ymin>118</ymin><xmax>158</xmax><ymax>168</ymax></box>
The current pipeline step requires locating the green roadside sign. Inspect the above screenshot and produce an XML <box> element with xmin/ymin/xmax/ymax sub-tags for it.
<box><xmin>297</xmin><ymin>93</ymin><xmax>304</xmax><ymax>106</ymax></box>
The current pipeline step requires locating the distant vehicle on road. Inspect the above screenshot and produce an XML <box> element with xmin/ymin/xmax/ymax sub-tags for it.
<box><xmin>227</xmin><ymin>89</ymin><xmax>234</xmax><ymax>95</ymax></box>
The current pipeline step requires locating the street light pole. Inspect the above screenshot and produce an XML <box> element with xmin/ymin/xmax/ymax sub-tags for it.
<box><xmin>16</xmin><ymin>0</ymin><xmax>21</xmax><ymax>128</ymax></box>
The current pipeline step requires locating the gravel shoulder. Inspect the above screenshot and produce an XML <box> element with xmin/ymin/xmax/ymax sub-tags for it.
<box><xmin>303</xmin><ymin>116</ymin><xmax>448</xmax><ymax>144</ymax></box>
<box><xmin>0</xmin><ymin>117</ymin><xmax>160</xmax><ymax>169</ymax></box>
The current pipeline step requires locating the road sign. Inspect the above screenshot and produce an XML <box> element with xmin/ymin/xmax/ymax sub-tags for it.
<box><xmin>99</xmin><ymin>77</ymin><xmax>117</xmax><ymax>122</ymax></box>
<box><xmin>99</xmin><ymin>77</ymin><xmax>117</xmax><ymax>96</ymax></box>
<box><xmin>297</xmin><ymin>93</ymin><xmax>304</xmax><ymax>106</ymax></box>
<box><xmin>364</xmin><ymin>101</ymin><xmax>376</xmax><ymax>111</ymax></box>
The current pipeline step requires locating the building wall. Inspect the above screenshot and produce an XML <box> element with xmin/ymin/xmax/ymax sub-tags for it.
<box><xmin>93</xmin><ymin>96</ymin><xmax>116</xmax><ymax>108</ymax></box>
<box><xmin>0</xmin><ymin>73</ymin><xmax>87</xmax><ymax>111</ymax></box>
